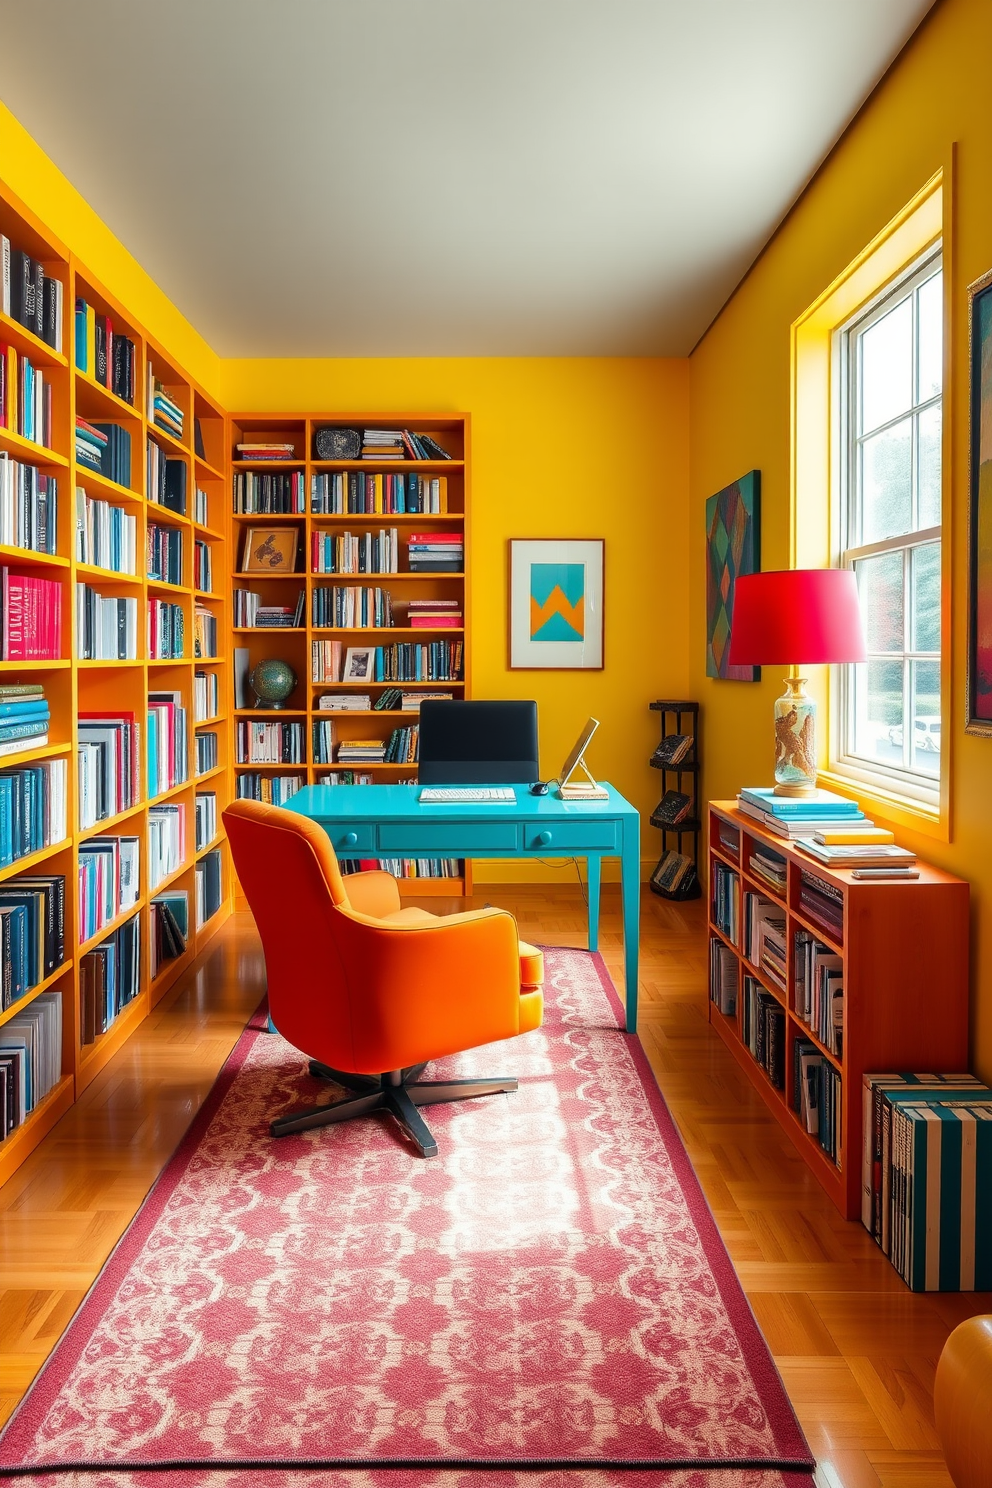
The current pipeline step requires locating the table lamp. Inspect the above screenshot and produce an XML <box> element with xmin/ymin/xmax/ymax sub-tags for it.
<box><xmin>727</xmin><ymin>569</ymin><xmax>866</xmax><ymax>796</ymax></box>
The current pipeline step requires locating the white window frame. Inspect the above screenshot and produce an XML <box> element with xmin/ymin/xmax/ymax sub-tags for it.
<box><xmin>831</xmin><ymin>245</ymin><xmax>943</xmax><ymax>809</ymax></box>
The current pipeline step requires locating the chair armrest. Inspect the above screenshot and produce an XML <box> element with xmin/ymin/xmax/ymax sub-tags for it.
<box><xmin>343</xmin><ymin>870</ymin><xmax>401</xmax><ymax>919</ymax></box>
<box><xmin>935</xmin><ymin>1315</ymin><xmax>992</xmax><ymax>1488</ymax></box>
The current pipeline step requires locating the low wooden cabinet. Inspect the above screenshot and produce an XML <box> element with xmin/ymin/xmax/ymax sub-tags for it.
<box><xmin>707</xmin><ymin>801</ymin><xmax>969</xmax><ymax>1218</ymax></box>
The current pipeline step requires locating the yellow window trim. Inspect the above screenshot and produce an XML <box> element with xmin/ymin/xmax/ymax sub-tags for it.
<box><xmin>790</xmin><ymin>164</ymin><xmax>951</xmax><ymax>841</ymax></box>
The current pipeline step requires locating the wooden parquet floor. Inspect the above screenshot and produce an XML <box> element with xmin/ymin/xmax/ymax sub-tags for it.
<box><xmin>1</xmin><ymin>885</ymin><xmax>988</xmax><ymax>1487</ymax></box>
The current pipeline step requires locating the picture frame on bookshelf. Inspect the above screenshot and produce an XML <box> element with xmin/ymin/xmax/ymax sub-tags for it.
<box><xmin>706</xmin><ymin>470</ymin><xmax>760</xmax><ymax>682</ymax></box>
<box><xmin>242</xmin><ymin>527</ymin><xmax>299</xmax><ymax>574</ymax></box>
<box><xmin>508</xmin><ymin>539</ymin><xmax>604</xmax><ymax>670</ymax></box>
<box><xmin>967</xmin><ymin>265</ymin><xmax>992</xmax><ymax>734</ymax></box>
<box><xmin>343</xmin><ymin>646</ymin><xmax>376</xmax><ymax>681</ymax></box>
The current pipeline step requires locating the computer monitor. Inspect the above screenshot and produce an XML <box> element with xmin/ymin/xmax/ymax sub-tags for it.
<box><xmin>418</xmin><ymin>700</ymin><xmax>539</xmax><ymax>784</ymax></box>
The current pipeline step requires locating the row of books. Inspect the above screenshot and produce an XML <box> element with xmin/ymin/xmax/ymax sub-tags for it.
<box><xmin>194</xmin><ymin>486</ymin><xmax>209</xmax><ymax>526</ymax></box>
<box><xmin>194</xmin><ymin>605</ymin><xmax>218</xmax><ymax>659</ymax></box>
<box><xmin>76</xmin><ymin>586</ymin><xmax>138</xmax><ymax>661</ymax></box>
<box><xmin>339</xmin><ymin>858</ymin><xmax>462</xmax><ymax>878</ymax></box>
<box><xmin>798</xmin><ymin>869</ymin><xmax>844</xmax><ymax>943</ymax></box>
<box><xmin>2</xmin><ymin>568</ymin><xmax>62</xmax><ymax>660</ymax></box>
<box><xmin>148</xmin><ymin>803</ymin><xmax>185</xmax><ymax>890</ymax></box>
<box><xmin>794</xmin><ymin>1040</ymin><xmax>842</xmax><ymax>1166</ymax></box>
<box><xmin>148</xmin><ymin>599</ymin><xmax>185</xmax><ymax>659</ymax></box>
<box><xmin>741</xmin><ymin>974</ymin><xmax>785</xmax><ymax>1089</ymax></box>
<box><xmin>408</xmin><ymin>532</ymin><xmax>461</xmax><ymax>572</ymax></box>
<box><xmin>794</xmin><ymin>930</ymin><xmax>843</xmax><ymax>1056</ymax></box>
<box><xmin>150</xmin><ymin>891</ymin><xmax>188</xmax><ymax>978</ymax></box>
<box><xmin>0</xmin><ymin>455</ymin><xmax>58</xmax><ymax>556</ymax></box>
<box><xmin>79</xmin><ymin>836</ymin><xmax>139</xmax><ymax>945</ymax></box>
<box><xmin>748</xmin><ymin>844</ymin><xmax>786</xmax><ymax>894</ymax></box>
<box><xmin>195</xmin><ymin>731</ymin><xmax>218</xmax><ymax>775</ymax></box>
<box><xmin>862</xmin><ymin>1072</ymin><xmax>992</xmax><ymax>1290</ymax></box>
<box><xmin>233</xmin><ymin>471</ymin><xmax>305</xmax><ymax>514</ymax></box>
<box><xmin>194</xmin><ymin>540</ymin><xmax>212</xmax><ymax>593</ymax></box>
<box><xmin>147</xmin><ymin>523</ymin><xmax>183</xmax><ymax>585</ymax></box>
<box><xmin>312</xmin><ymin>585</ymin><xmax>394</xmax><ymax>629</ymax></box>
<box><xmin>147</xmin><ymin>440</ymin><xmax>187</xmax><ymax>514</ymax></box>
<box><xmin>0</xmin><ymin>759</ymin><xmax>68</xmax><ymax>867</ymax></box>
<box><xmin>310</xmin><ymin>529</ymin><xmax>400</xmax><ymax>574</ymax></box>
<box><xmin>357</xmin><ymin>429</ymin><xmax>451</xmax><ymax>461</ymax></box>
<box><xmin>74</xmin><ymin>301</ymin><xmax>136</xmax><ymax>404</ymax></box>
<box><xmin>316</xmin><ymin>688</ymin><xmax>451</xmax><ymax>713</ymax></box>
<box><xmin>234</xmin><ymin>442</ymin><xmax>295</xmax><ymax>462</ymax></box>
<box><xmin>193</xmin><ymin>670</ymin><xmax>219</xmax><ymax>722</ymax></box>
<box><xmin>148</xmin><ymin>370</ymin><xmax>183</xmax><ymax>440</ymax></box>
<box><xmin>710</xmin><ymin>860</ymin><xmax>740</xmax><ymax>943</ymax></box>
<box><xmin>235</xmin><ymin>773</ymin><xmax>304</xmax><ymax>805</ymax></box>
<box><xmin>233</xmin><ymin>590</ymin><xmax>304</xmax><ymax>629</ymax></box>
<box><xmin>709</xmin><ymin>936</ymin><xmax>737</xmax><ymax>1016</ymax></box>
<box><xmin>310</xmin><ymin>640</ymin><xmax>464</xmax><ymax>684</ymax></box>
<box><xmin>0</xmin><ymin>874</ymin><xmax>65</xmax><ymax>1010</ymax></box>
<box><xmin>78</xmin><ymin>714</ymin><xmax>139</xmax><ymax>828</ymax></box>
<box><xmin>1</xmin><ymin>241</ymin><xmax>63</xmax><ymax>349</ymax></box>
<box><xmin>310</xmin><ymin>472</ymin><xmax>449</xmax><ymax>515</ymax></box>
<box><xmin>0</xmin><ymin>685</ymin><xmax>49</xmax><ymax>754</ymax></box>
<box><xmin>148</xmin><ymin>694</ymin><xmax>188</xmax><ymax>797</ymax></box>
<box><xmin>76</xmin><ymin>419</ymin><xmax>131</xmax><ymax>487</ymax></box>
<box><xmin>195</xmin><ymin>791</ymin><xmax>217</xmax><ymax>851</ymax></box>
<box><xmin>0</xmin><ymin>348</ymin><xmax>53</xmax><ymax>448</ymax></box>
<box><xmin>0</xmin><ymin>991</ymin><xmax>62</xmax><ymax>1138</ymax></box>
<box><xmin>314</xmin><ymin>724</ymin><xmax>419</xmax><ymax>767</ymax></box>
<box><xmin>195</xmin><ymin>849</ymin><xmax>223</xmax><ymax>928</ymax></box>
<box><xmin>79</xmin><ymin>914</ymin><xmax>140</xmax><ymax>1045</ymax></box>
<box><xmin>744</xmin><ymin>892</ymin><xmax>787</xmax><ymax>992</ymax></box>
<box><xmin>236</xmin><ymin>720</ymin><xmax>305</xmax><ymax>765</ymax></box>
<box><xmin>75</xmin><ymin>488</ymin><xmax>137</xmax><ymax>574</ymax></box>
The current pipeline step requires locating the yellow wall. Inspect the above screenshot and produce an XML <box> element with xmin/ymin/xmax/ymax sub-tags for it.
<box><xmin>224</xmin><ymin>358</ymin><xmax>690</xmax><ymax>878</ymax></box>
<box><xmin>688</xmin><ymin>0</ymin><xmax>992</xmax><ymax>1073</ymax></box>
<box><xmin>0</xmin><ymin>101</ymin><xmax>223</xmax><ymax>399</ymax></box>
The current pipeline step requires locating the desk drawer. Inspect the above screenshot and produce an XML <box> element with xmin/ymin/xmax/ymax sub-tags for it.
<box><xmin>524</xmin><ymin>821</ymin><xmax>619</xmax><ymax>852</ymax></box>
<box><xmin>377</xmin><ymin>822</ymin><xmax>520</xmax><ymax>854</ymax></box>
<box><xmin>326</xmin><ymin>824</ymin><xmax>375</xmax><ymax>854</ymax></box>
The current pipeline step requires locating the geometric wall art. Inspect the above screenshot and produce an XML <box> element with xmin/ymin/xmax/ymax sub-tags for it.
<box><xmin>509</xmin><ymin>539</ymin><xmax>604</xmax><ymax>668</ymax></box>
<box><xmin>705</xmin><ymin>470</ymin><xmax>761</xmax><ymax>681</ymax></box>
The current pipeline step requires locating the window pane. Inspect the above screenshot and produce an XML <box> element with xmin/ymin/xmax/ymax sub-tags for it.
<box><xmin>918</xmin><ymin>403</ymin><xmax>941</xmax><ymax>529</ymax></box>
<box><xmin>911</xmin><ymin>542</ymin><xmax>941</xmax><ymax>652</ymax></box>
<box><xmin>852</xmin><ymin>657</ymin><xmax>904</xmax><ymax>766</ymax></box>
<box><xmin>910</xmin><ymin>659</ymin><xmax>940</xmax><ymax>777</ymax></box>
<box><xmin>855</xmin><ymin>550</ymin><xmax>904</xmax><ymax>652</ymax></box>
<box><xmin>861</xmin><ymin>297</ymin><xmax>912</xmax><ymax>434</ymax></box>
<box><xmin>917</xmin><ymin>271</ymin><xmax>942</xmax><ymax>401</ymax></box>
<box><xmin>861</xmin><ymin>418</ymin><xmax>912</xmax><ymax>544</ymax></box>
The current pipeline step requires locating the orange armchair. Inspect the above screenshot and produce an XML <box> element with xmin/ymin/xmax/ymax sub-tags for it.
<box><xmin>223</xmin><ymin>799</ymin><xmax>544</xmax><ymax>1156</ymax></box>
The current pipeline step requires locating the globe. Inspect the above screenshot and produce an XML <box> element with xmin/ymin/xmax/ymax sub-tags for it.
<box><xmin>250</xmin><ymin>658</ymin><xmax>296</xmax><ymax>710</ymax></box>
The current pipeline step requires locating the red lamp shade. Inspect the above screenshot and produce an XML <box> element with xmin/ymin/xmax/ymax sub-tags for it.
<box><xmin>728</xmin><ymin>569</ymin><xmax>866</xmax><ymax>667</ymax></box>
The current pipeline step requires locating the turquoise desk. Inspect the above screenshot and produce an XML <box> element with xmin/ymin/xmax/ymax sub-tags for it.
<box><xmin>285</xmin><ymin>783</ymin><xmax>642</xmax><ymax>1031</ymax></box>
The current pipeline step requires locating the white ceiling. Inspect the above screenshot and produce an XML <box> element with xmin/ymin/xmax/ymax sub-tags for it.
<box><xmin>0</xmin><ymin>0</ymin><xmax>936</xmax><ymax>357</ymax></box>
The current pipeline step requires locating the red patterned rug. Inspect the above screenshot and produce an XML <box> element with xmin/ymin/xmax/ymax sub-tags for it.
<box><xmin>0</xmin><ymin>948</ymin><xmax>815</xmax><ymax>1487</ymax></box>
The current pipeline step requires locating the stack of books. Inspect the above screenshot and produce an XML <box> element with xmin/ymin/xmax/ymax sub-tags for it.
<box><xmin>236</xmin><ymin>442</ymin><xmax>295</xmax><ymax>462</ymax></box>
<box><xmin>74</xmin><ymin>301</ymin><xmax>136</xmax><ymax>403</ymax></box>
<box><xmin>336</xmin><ymin>740</ymin><xmax>386</xmax><ymax>765</ymax></box>
<box><xmin>1</xmin><ymin>240</ymin><xmax>63</xmax><ymax>349</ymax></box>
<box><xmin>406</xmin><ymin>598</ymin><xmax>462</xmax><ymax>629</ymax></box>
<box><xmin>407</xmin><ymin>532</ymin><xmax>463</xmax><ymax>572</ymax></box>
<box><xmin>233</xmin><ymin>590</ymin><xmax>305</xmax><ymax>628</ymax></box>
<box><xmin>798</xmin><ymin>869</ymin><xmax>844</xmax><ymax>941</ymax></box>
<box><xmin>748</xmin><ymin>845</ymin><xmax>787</xmax><ymax>893</ymax></box>
<box><xmin>0</xmin><ymin>454</ymin><xmax>58</xmax><ymax>555</ymax></box>
<box><xmin>318</xmin><ymin>694</ymin><xmax>372</xmax><ymax>711</ymax></box>
<box><xmin>797</xmin><ymin>836</ymin><xmax>917</xmax><ymax>875</ymax></box>
<box><xmin>77</xmin><ymin>419</ymin><xmax>131</xmax><ymax>487</ymax></box>
<box><xmin>401</xmin><ymin>690</ymin><xmax>452</xmax><ymax>711</ymax></box>
<box><xmin>736</xmin><ymin>785</ymin><xmax>870</xmax><ymax>841</ymax></box>
<box><xmin>0</xmin><ymin>684</ymin><xmax>50</xmax><ymax>755</ymax></box>
<box><xmin>147</xmin><ymin>372</ymin><xmax>183</xmax><ymax>440</ymax></box>
<box><xmin>361</xmin><ymin>429</ymin><xmax>406</xmax><ymax>459</ymax></box>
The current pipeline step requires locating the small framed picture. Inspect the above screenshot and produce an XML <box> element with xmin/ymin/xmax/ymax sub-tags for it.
<box><xmin>343</xmin><ymin>646</ymin><xmax>376</xmax><ymax>682</ymax></box>
<box><xmin>508</xmin><ymin>538</ymin><xmax>604</xmax><ymax>669</ymax></box>
<box><xmin>242</xmin><ymin>527</ymin><xmax>299</xmax><ymax>573</ymax></box>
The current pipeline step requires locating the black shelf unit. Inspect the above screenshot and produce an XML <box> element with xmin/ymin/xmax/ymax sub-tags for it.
<box><xmin>648</xmin><ymin>700</ymin><xmax>701</xmax><ymax>899</ymax></box>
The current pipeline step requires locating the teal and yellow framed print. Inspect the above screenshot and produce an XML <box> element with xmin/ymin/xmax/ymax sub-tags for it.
<box><xmin>509</xmin><ymin>539</ymin><xmax>604</xmax><ymax>669</ymax></box>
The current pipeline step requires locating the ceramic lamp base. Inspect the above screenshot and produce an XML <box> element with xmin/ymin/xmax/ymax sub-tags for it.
<box><xmin>773</xmin><ymin>676</ymin><xmax>817</xmax><ymax>796</ymax></box>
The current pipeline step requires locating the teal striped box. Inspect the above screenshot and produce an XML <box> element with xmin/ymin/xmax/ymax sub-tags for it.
<box><xmin>891</xmin><ymin>1099</ymin><xmax>992</xmax><ymax>1291</ymax></box>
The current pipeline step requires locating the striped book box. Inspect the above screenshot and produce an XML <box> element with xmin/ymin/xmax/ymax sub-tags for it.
<box><xmin>890</xmin><ymin>1098</ymin><xmax>992</xmax><ymax>1291</ymax></box>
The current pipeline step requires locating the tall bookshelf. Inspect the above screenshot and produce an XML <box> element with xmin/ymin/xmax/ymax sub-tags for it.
<box><xmin>0</xmin><ymin>178</ymin><xmax>234</xmax><ymax>1188</ymax></box>
<box><xmin>229</xmin><ymin>413</ymin><xmax>470</xmax><ymax>895</ymax></box>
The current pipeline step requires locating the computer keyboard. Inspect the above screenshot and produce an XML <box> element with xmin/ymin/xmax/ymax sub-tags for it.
<box><xmin>419</xmin><ymin>787</ymin><xmax>517</xmax><ymax>803</ymax></box>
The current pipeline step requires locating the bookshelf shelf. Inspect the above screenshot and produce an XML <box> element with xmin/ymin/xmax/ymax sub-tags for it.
<box><xmin>0</xmin><ymin>174</ymin><xmax>234</xmax><ymax>1185</ymax></box>
<box><xmin>707</xmin><ymin>800</ymin><xmax>969</xmax><ymax>1218</ymax></box>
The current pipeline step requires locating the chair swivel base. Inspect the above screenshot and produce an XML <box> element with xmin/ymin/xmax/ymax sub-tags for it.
<box><xmin>270</xmin><ymin>1061</ymin><xmax>519</xmax><ymax>1157</ymax></box>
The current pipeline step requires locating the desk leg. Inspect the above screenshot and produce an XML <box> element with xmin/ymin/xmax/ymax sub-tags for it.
<box><xmin>586</xmin><ymin>855</ymin><xmax>601</xmax><ymax>952</ymax></box>
<box><xmin>621</xmin><ymin>819</ymin><xmax>640</xmax><ymax>1032</ymax></box>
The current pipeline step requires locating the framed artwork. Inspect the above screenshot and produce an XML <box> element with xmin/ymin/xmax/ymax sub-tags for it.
<box><xmin>508</xmin><ymin>539</ymin><xmax>604</xmax><ymax>669</ymax></box>
<box><xmin>242</xmin><ymin>526</ymin><xmax>299</xmax><ymax>573</ymax></box>
<box><xmin>706</xmin><ymin>470</ymin><xmax>761</xmax><ymax>681</ymax></box>
<box><xmin>968</xmin><ymin>267</ymin><xmax>992</xmax><ymax>734</ymax></box>
<box><xmin>343</xmin><ymin>646</ymin><xmax>376</xmax><ymax>682</ymax></box>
